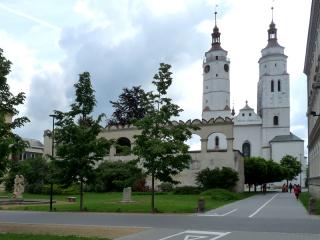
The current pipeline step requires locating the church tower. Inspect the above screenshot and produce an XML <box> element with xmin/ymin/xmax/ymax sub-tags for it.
<box><xmin>202</xmin><ymin>11</ymin><xmax>231</xmax><ymax>120</ymax></box>
<box><xmin>257</xmin><ymin>9</ymin><xmax>290</xmax><ymax>159</ymax></box>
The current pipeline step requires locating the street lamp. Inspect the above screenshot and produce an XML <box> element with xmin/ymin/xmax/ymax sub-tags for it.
<box><xmin>49</xmin><ymin>114</ymin><xmax>57</xmax><ymax>212</ymax></box>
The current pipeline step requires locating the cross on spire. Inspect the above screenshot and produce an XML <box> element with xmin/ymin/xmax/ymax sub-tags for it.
<box><xmin>214</xmin><ymin>4</ymin><xmax>218</xmax><ymax>26</ymax></box>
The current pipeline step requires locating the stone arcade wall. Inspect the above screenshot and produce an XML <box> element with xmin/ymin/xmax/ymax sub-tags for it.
<box><xmin>99</xmin><ymin>117</ymin><xmax>244</xmax><ymax>192</ymax></box>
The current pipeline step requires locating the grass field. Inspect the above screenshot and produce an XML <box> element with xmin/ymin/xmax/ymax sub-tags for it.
<box><xmin>0</xmin><ymin>191</ymin><xmax>251</xmax><ymax>213</ymax></box>
<box><xmin>300</xmin><ymin>192</ymin><xmax>320</xmax><ymax>215</ymax></box>
<box><xmin>0</xmin><ymin>233</ymin><xmax>110</xmax><ymax>240</ymax></box>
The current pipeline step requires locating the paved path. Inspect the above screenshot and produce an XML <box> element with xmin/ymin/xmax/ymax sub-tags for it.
<box><xmin>0</xmin><ymin>192</ymin><xmax>319</xmax><ymax>239</ymax></box>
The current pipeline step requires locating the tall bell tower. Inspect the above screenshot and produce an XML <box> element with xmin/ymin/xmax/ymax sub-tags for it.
<box><xmin>257</xmin><ymin>8</ymin><xmax>290</xmax><ymax>159</ymax></box>
<box><xmin>202</xmin><ymin>11</ymin><xmax>231</xmax><ymax>120</ymax></box>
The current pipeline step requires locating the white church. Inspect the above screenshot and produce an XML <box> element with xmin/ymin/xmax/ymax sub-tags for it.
<box><xmin>44</xmin><ymin>11</ymin><xmax>306</xmax><ymax>190</ymax></box>
<box><xmin>202</xmin><ymin>12</ymin><xmax>305</xmax><ymax>176</ymax></box>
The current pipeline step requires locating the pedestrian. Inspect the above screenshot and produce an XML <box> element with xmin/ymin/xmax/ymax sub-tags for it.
<box><xmin>289</xmin><ymin>182</ymin><xmax>293</xmax><ymax>193</ymax></box>
<box><xmin>262</xmin><ymin>183</ymin><xmax>267</xmax><ymax>194</ymax></box>
<box><xmin>293</xmin><ymin>184</ymin><xmax>300</xmax><ymax>200</ymax></box>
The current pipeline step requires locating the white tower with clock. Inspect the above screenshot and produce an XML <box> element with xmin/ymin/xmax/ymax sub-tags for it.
<box><xmin>257</xmin><ymin>18</ymin><xmax>290</xmax><ymax>159</ymax></box>
<box><xmin>202</xmin><ymin>12</ymin><xmax>231</xmax><ymax>121</ymax></box>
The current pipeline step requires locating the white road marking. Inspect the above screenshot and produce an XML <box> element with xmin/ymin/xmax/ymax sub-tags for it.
<box><xmin>248</xmin><ymin>193</ymin><xmax>279</xmax><ymax>218</ymax></box>
<box><xmin>198</xmin><ymin>208</ymin><xmax>238</xmax><ymax>217</ymax></box>
<box><xmin>158</xmin><ymin>230</ymin><xmax>231</xmax><ymax>240</ymax></box>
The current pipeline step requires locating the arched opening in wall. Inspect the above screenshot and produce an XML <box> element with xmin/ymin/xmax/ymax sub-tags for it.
<box><xmin>242</xmin><ymin>141</ymin><xmax>251</xmax><ymax>158</ymax></box>
<box><xmin>278</xmin><ymin>80</ymin><xmax>281</xmax><ymax>91</ymax></box>
<box><xmin>116</xmin><ymin>137</ymin><xmax>131</xmax><ymax>156</ymax></box>
<box><xmin>185</xmin><ymin>134</ymin><xmax>201</xmax><ymax>152</ymax></box>
<box><xmin>273</xmin><ymin>116</ymin><xmax>279</xmax><ymax>126</ymax></box>
<box><xmin>207</xmin><ymin>132</ymin><xmax>227</xmax><ymax>151</ymax></box>
<box><xmin>271</xmin><ymin>80</ymin><xmax>274</xmax><ymax>92</ymax></box>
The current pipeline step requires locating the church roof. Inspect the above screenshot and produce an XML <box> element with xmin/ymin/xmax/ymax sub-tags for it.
<box><xmin>240</xmin><ymin>101</ymin><xmax>253</xmax><ymax>111</ymax></box>
<box><xmin>22</xmin><ymin>138</ymin><xmax>44</xmax><ymax>149</ymax></box>
<box><xmin>270</xmin><ymin>133</ymin><xmax>303</xmax><ymax>143</ymax></box>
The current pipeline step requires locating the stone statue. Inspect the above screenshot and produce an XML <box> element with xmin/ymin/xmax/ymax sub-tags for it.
<box><xmin>13</xmin><ymin>175</ymin><xmax>25</xmax><ymax>199</ymax></box>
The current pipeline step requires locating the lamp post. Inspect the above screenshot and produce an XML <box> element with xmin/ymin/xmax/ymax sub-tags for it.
<box><xmin>49</xmin><ymin>114</ymin><xmax>57</xmax><ymax>212</ymax></box>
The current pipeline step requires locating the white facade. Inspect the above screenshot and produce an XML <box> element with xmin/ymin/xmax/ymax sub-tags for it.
<box><xmin>202</xmin><ymin>22</ymin><xmax>231</xmax><ymax>120</ymax></box>
<box><xmin>203</xmin><ymin>16</ymin><xmax>305</xmax><ymax>180</ymax></box>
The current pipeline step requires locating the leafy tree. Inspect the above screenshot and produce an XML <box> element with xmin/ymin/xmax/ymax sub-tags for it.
<box><xmin>133</xmin><ymin>63</ymin><xmax>195</xmax><ymax>213</ymax></box>
<box><xmin>54</xmin><ymin>72</ymin><xmax>111</xmax><ymax>211</ymax></box>
<box><xmin>19</xmin><ymin>157</ymin><xmax>49</xmax><ymax>193</ymax></box>
<box><xmin>88</xmin><ymin>160</ymin><xmax>144</xmax><ymax>192</ymax></box>
<box><xmin>195</xmin><ymin>167</ymin><xmax>239</xmax><ymax>190</ymax></box>
<box><xmin>0</xmin><ymin>48</ymin><xmax>29</xmax><ymax>180</ymax></box>
<box><xmin>244</xmin><ymin>157</ymin><xmax>267</xmax><ymax>192</ymax></box>
<box><xmin>280</xmin><ymin>155</ymin><xmax>302</xmax><ymax>185</ymax></box>
<box><xmin>264</xmin><ymin>160</ymin><xmax>286</xmax><ymax>184</ymax></box>
<box><xmin>108</xmin><ymin>86</ymin><xmax>149</xmax><ymax>126</ymax></box>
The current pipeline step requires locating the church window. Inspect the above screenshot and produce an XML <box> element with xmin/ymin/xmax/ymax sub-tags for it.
<box><xmin>273</xmin><ymin>116</ymin><xmax>279</xmax><ymax>125</ymax></box>
<box><xmin>242</xmin><ymin>141</ymin><xmax>251</xmax><ymax>157</ymax></box>
<box><xmin>275</xmin><ymin>63</ymin><xmax>277</xmax><ymax>67</ymax></box>
<box><xmin>216</xmin><ymin>74</ymin><xmax>218</xmax><ymax>77</ymax></box>
<box><xmin>242</xmin><ymin>113</ymin><xmax>245</xmax><ymax>116</ymax></box>
<box><xmin>278</xmin><ymin>80</ymin><xmax>281</xmax><ymax>91</ymax></box>
<box><xmin>271</xmin><ymin>80</ymin><xmax>274</xmax><ymax>92</ymax></box>
<box><xmin>215</xmin><ymin>136</ymin><xmax>219</xmax><ymax>148</ymax></box>
<box><xmin>249</xmin><ymin>113</ymin><xmax>252</xmax><ymax>116</ymax></box>
<box><xmin>216</xmin><ymin>56</ymin><xmax>218</xmax><ymax>60</ymax></box>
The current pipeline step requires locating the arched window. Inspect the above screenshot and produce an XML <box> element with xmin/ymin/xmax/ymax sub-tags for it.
<box><xmin>273</xmin><ymin>116</ymin><xmax>279</xmax><ymax>125</ymax></box>
<box><xmin>116</xmin><ymin>137</ymin><xmax>131</xmax><ymax>155</ymax></box>
<box><xmin>271</xmin><ymin>80</ymin><xmax>274</xmax><ymax>92</ymax></box>
<box><xmin>278</xmin><ymin>80</ymin><xmax>281</xmax><ymax>92</ymax></box>
<box><xmin>215</xmin><ymin>136</ymin><xmax>219</xmax><ymax>148</ymax></box>
<box><xmin>242</xmin><ymin>141</ymin><xmax>251</xmax><ymax>157</ymax></box>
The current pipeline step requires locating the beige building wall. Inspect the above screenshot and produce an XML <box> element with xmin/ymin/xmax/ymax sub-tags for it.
<box><xmin>304</xmin><ymin>0</ymin><xmax>320</xmax><ymax>199</ymax></box>
<box><xmin>99</xmin><ymin>118</ymin><xmax>244</xmax><ymax>192</ymax></box>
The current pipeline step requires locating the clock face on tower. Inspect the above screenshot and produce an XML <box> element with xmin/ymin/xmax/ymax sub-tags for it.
<box><xmin>224</xmin><ymin>64</ymin><xmax>229</xmax><ymax>72</ymax></box>
<box><xmin>204</xmin><ymin>65</ymin><xmax>210</xmax><ymax>73</ymax></box>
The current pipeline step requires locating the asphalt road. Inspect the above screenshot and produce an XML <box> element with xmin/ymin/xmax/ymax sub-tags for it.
<box><xmin>0</xmin><ymin>192</ymin><xmax>319</xmax><ymax>239</ymax></box>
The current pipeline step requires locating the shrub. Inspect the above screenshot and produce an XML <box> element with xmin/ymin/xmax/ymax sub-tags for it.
<box><xmin>201</xmin><ymin>188</ymin><xmax>241</xmax><ymax>201</ymax></box>
<box><xmin>41</xmin><ymin>184</ymin><xmax>80</xmax><ymax>195</ymax></box>
<box><xmin>173</xmin><ymin>186</ymin><xmax>201</xmax><ymax>195</ymax></box>
<box><xmin>158</xmin><ymin>182</ymin><xmax>174</xmax><ymax>192</ymax></box>
<box><xmin>196</xmin><ymin>167</ymin><xmax>239</xmax><ymax>190</ymax></box>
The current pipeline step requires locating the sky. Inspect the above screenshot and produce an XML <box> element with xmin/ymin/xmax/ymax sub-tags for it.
<box><xmin>1</xmin><ymin>0</ymin><xmax>311</xmax><ymax>153</ymax></box>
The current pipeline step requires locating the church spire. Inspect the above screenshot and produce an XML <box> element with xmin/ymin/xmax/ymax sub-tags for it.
<box><xmin>265</xmin><ymin>5</ymin><xmax>281</xmax><ymax>48</ymax></box>
<box><xmin>210</xmin><ymin>7</ymin><xmax>222</xmax><ymax>50</ymax></box>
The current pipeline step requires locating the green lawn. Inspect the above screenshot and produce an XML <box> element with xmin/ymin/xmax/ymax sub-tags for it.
<box><xmin>0</xmin><ymin>191</ymin><xmax>250</xmax><ymax>213</ymax></box>
<box><xmin>0</xmin><ymin>233</ymin><xmax>109</xmax><ymax>240</ymax></box>
<box><xmin>300</xmin><ymin>192</ymin><xmax>320</xmax><ymax>215</ymax></box>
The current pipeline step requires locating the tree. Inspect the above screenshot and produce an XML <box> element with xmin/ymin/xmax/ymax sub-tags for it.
<box><xmin>196</xmin><ymin>167</ymin><xmax>239</xmax><ymax>190</ymax></box>
<box><xmin>244</xmin><ymin>157</ymin><xmax>267</xmax><ymax>192</ymax></box>
<box><xmin>54</xmin><ymin>72</ymin><xmax>111</xmax><ymax>211</ymax></box>
<box><xmin>133</xmin><ymin>63</ymin><xmax>195</xmax><ymax>213</ymax></box>
<box><xmin>0</xmin><ymin>48</ymin><xmax>29</xmax><ymax>180</ymax></box>
<box><xmin>264</xmin><ymin>160</ymin><xmax>286</xmax><ymax>184</ymax></box>
<box><xmin>89</xmin><ymin>160</ymin><xmax>144</xmax><ymax>192</ymax></box>
<box><xmin>108</xmin><ymin>86</ymin><xmax>149</xmax><ymax>126</ymax></box>
<box><xmin>280</xmin><ymin>155</ymin><xmax>302</xmax><ymax>185</ymax></box>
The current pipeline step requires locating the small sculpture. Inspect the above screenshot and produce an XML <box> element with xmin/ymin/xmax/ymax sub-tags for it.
<box><xmin>13</xmin><ymin>175</ymin><xmax>25</xmax><ymax>199</ymax></box>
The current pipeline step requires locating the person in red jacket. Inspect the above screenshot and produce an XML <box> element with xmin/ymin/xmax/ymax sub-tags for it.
<box><xmin>293</xmin><ymin>184</ymin><xmax>300</xmax><ymax>200</ymax></box>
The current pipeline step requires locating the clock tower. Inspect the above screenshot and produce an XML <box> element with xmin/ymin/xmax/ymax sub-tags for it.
<box><xmin>202</xmin><ymin>11</ymin><xmax>231</xmax><ymax>120</ymax></box>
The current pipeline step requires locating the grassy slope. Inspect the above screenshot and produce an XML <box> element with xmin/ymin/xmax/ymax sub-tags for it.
<box><xmin>299</xmin><ymin>192</ymin><xmax>320</xmax><ymax>215</ymax></box>
<box><xmin>0</xmin><ymin>192</ymin><xmax>250</xmax><ymax>213</ymax></box>
<box><xmin>0</xmin><ymin>233</ymin><xmax>109</xmax><ymax>240</ymax></box>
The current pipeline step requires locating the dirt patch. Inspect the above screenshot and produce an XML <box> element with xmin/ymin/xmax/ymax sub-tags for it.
<box><xmin>0</xmin><ymin>223</ymin><xmax>146</xmax><ymax>239</ymax></box>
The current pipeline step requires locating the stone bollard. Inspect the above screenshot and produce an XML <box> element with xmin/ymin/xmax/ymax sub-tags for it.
<box><xmin>309</xmin><ymin>197</ymin><xmax>317</xmax><ymax>215</ymax></box>
<box><xmin>197</xmin><ymin>197</ymin><xmax>205</xmax><ymax>213</ymax></box>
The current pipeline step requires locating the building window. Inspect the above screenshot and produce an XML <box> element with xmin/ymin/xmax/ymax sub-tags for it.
<box><xmin>216</xmin><ymin>56</ymin><xmax>218</xmax><ymax>60</ymax></box>
<box><xmin>271</xmin><ymin>80</ymin><xmax>274</xmax><ymax>92</ymax></box>
<box><xmin>249</xmin><ymin>113</ymin><xmax>252</xmax><ymax>116</ymax></box>
<box><xmin>242</xmin><ymin>141</ymin><xmax>251</xmax><ymax>157</ymax></box>
<box><xmin>278</xmin><ymin>80</ymin><xmax>281</xmax><ymax>91</ymax></box>
<box><xmin>215</xmin><ymin>136</ymin><xmax>219</xmax><ymax>148</ymax></box>
<box><xmin>216</xmin><ymin>74</ymin><xmax>218</xmax><ymax>77</ymax></box>
<box><xmin>206</xmin><ymin>86</ymin><xmax>208</xmax><ymax>89</ymax></box>
<box><xmin>275</xmin><ymin>63</ymin><xmax>277</xmax><ymax>67</ymax></box>
<box><xmin>273</xmin><ymin>116</ymin><xmax>279</xmax><ymax>125</ymax></box>
<box><xmin>242</xmin><ymin>113</ymin><xmax>245</xmax><ymax>116</ymax></box>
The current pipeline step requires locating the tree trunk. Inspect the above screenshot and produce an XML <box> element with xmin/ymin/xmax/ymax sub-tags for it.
<box><xmin>151</xmin><ymin>172</ymin><xmax>155</xmax><ymax>213</ymax></box>
<box><xmin>80</xmin><ymin>179</ymin><xmax>83</xmax><ymax>211</ymax></box>
<box><xmin>254</xmin><ymin>184</ymin><xmax>257</xmax><ymax>192</ymax></box>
